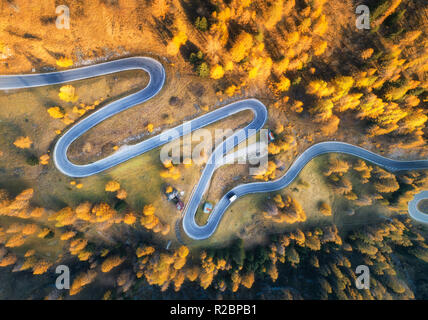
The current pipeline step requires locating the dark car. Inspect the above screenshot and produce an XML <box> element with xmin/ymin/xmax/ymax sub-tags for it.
<box><xmin>176</xmin><ymin>200</ymin><xmax>184</xmax><ymax>211</ymax></box>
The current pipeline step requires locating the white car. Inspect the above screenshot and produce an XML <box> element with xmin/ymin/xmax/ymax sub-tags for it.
<box><xmin>227</xmin><ymin>192</ymin><xmax>237</xmax><ymax>203</ymax></box>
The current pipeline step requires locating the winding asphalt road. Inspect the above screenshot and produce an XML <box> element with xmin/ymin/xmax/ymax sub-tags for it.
<box><xmin>1</xmin><ymin>56</ymin><xmax>427</xmax><ymax>240</ymax></box>
<box><xmin>408</xmin><ymin>191</ymin><xmax>428</xmax><ymax>224</ymax></box>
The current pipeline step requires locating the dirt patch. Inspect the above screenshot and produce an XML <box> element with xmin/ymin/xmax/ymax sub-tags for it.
<box><xmin>418</xmin><ymin>199</ymin><xmax>428</xmax><ymax>214</ymax></box>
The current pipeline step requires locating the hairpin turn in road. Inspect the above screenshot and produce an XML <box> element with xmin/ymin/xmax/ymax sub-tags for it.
<box><xmin>1</xmin><ymin>57</ymin><xmax>427</xmax><ymax>240</ymax></box>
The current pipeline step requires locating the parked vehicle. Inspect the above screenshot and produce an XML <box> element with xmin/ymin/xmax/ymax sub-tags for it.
<box><xmin>176</xmin><ymin>200</ymin><xmax>184</xmax><ymax>211</ymax></box>
<box><xmin>165</xmin><ymin>185</ymin><xmax>184</xmax><ymax>211</ymax></box>
<box><xmin>268</xmin><ymin>130</ymin><xmax>275</xmax><ymax>143</ymax></box>
<box><xmin>165</xmin><ymin>186</ymin><xmax>178</xmax><ymax>201</ymax></box>
<box><xmin>203</xmin><ymin>202</ymin><xmax>213</xmax><ymax>214</ymax></box>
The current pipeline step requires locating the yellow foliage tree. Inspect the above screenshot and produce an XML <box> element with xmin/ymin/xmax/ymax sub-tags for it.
<box><xmin>56</xmin><ymin>57</ymin><xmax>73</xmax><ymax>68</ymax></box>
<box><xmin>275</xmin><ymin>76</ymin><xmax>291</xmax><ymax>92</ymax></box>
<box><xmin>161</xmin><ymin>224</ymin><xmax>171</xmax><ymax>235</ymax></box>
<box><xmin>313</xmin><ymin>14</ymin><xmax>328</xmax><ymax>35</ymax></box>
<box><xmin>160</xmin><ymin>166</ymin><xmax>181</xmax><ymax>180</ymax></box>
<box><xmin>318</xmin><ymin>201</ymin><xmax>332</xmax><ymax>216</ymax></box>
<box><xmin>0</xmin><ymin>253</ymin><xmax>17</xmax><ymax>267</ymax></box>
<box><xmin>241</xmin><ymin>272</ymin><xmax>255</xmax><ymax>288</ymax></box>
<box><xmin>123</xmin><ymin>213</ymin><xmax>136</xmax><ymax>225</ymax></box>
<box><xmin>254</xmin><ymin>161</ymin><xmax>277</xmax><ymax>181</ymax></box>
<box><xmin>143</xmin><ymin>204</ymin><xmax>155</xmax><ymax>216</ymax></box>
<box><xmin>313</xmin><ymin>40</ymin><xmax>327</xmax><ymax>56</ymax></box>
<box><xmin>69</xmin><ymin>238</ymin><xmax>88</xmax><ymax>255</ymax></box>
<box><xmin>70</xmin><ymin>270</ymin><xmax>97</xmax><ymax>296</ymax></box>
<box><xmin>230</xmin><ymin>32</ymin><xmax>253</xmax><ymax>62</ymax></box>
<box><xmin>33</xmin><ymin>260</ymin><xmax>52</xmax><ymax>275</ymax></box>
<box><xmin>136</xmin><ymin>246</ymin><xmax>155</xmax><ymax>258</ymax></box>
<box><xmin>47</xmin><ymin>106</ymin><xmax>65</xmax><ymax>119</ymax></box>
<box><xmin>51</xmin><ymin>206</ymin><xmax>76</xmax><ymax>227</ymax></box>
<box><xmin>75</xmin><ymin>202</ymin><xmax>92</xmax><ymax>221</ymax></box>
<box><xmin>152</xmin><ymin>0</ymin><xmax>170</xmax><ymax>18</ymax></box>
<box><xmin>116</xmin><ymin>189</ymin><xmax>127</xmax><ymax>200</ymax></box>
<box><xmin>101</xmin><ymin>256</ymin><xmax>125</xmax><ymax>273</ymax></box>
<box><xmin>5</xmin><ymin>234</ymin><xmax>25</xmax><ymax>248</ymax></box>
<box><xmin>105</xmin><ymin>180</ymin><xmax>120</xmax><ymax>192</ymax></box>
<box><xmin>22</xmin><ymin>224</ymin><xmax>38</xmax><ymax>235</ymax></box>
<box><xmin>210</xmin><ymin>64</ymin><xmax>224</xmax><ymax>79</ymax></box>
<box><xmin>264</xmin><ymin>0</ymin><xmax>289</xmax><ymax>30</ymax></box>
<box><xmin>167</xmin><ymin>27</ymin><xmax>187</xmax><ymax>56</ymax></box>
<box><xmin>60</xmin><ymin>231</ymin><xmax>76</xmax><ymax>241</ymax></box>
<box><xmin>177</xmin><ymin>246</ymin><xmax>189</xmax><ymax>258</ymax></box>
<box><xmin>92</xmin><ymin>203</ymin><xmax>116</xmax><ymax>223</ymax></box>
<box><xmin>58</xmin><ymin>85</ymin><xmax>78</xmax><ymax>102</ymax></box>
<box><xmin>13</xmin><ymin>136</ymin><xmax>32</xmax><ymax>149</ymax></box>
<box><xmin>37</xmin><ymin>228</ymin><xmax>52</xmax><ymax>239</ymax></box>
<box><xmin>39</xmin><ymin>154</ymin><xmax>50</xmax><ymax>165</ymax></box>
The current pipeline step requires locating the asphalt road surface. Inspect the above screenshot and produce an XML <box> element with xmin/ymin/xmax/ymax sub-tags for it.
<box><xmin>1</xmin><ymin>57</ymin><xmax>427</xmax><ymax>240</ymax></box>
<box><xmin>408</xmin><ymin>191</ymin><xmax>428</xmax><ymax>224</ymax></box>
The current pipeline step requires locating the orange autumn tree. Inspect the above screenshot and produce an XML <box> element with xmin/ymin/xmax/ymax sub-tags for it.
<box><xmin>75</xmin><ymin>202</ymin><xmax>92</xmax><ymax>221</ymax></box>
<box><xmin>241</xmin><ymin>272</ymin><xmax>255</xmax><ymax>289</ymax></box>
<box><xmin>230</xmin><ymin>32</ymin><xmax>253</xmax><ymax>62</ymax></box>
<box><xmin>152</xmin><ymin>0</ymin><xmax>170</xmax><ymax>19</ymax></box>
<box><xmin>210</xmin><ymin>64</ymin><xmax>225</xmax><ymax>79</ymax></box>
<box><xmin>167</xmin><ymin>18</ymin><xmax>188</xmax><ymax>56</ymax></box>
<box><xmin>0</xmin><ymin>253</ymin><xmax>17</xmax><ymax>267</ymax></box>
<box><xmin>101</xmin><ymin>255</ymin><xmax>125</xmax><ymax>273</ymax></box>
<box><xmin>50</xmin><ymin>206</ymin><xmax>76</xmax><ymax>227</ymax></box>
<box><xmin>58</xmin><ymin>85</ymin><xmax>78</xmax><ymax>102</ymax></box>
<box><xmin>56</xmin><ymin>57</ymin><xmax>73</xmax><ymax>68</ymax></box>
<box><xmin>69</xmin><ymin>238</ymin><xmax>88</xmax><ymax>255</ymax></box>
<box><xmin>22</xmin><ymin>224</ymin><xmax>39</xmax><ymax>235</ymax></box>
<box><xmin>32</xmin><ymin>260</ymin><xmax>52</xmax><ymax>275</ymax></box>
<box><xmin>39</xmin><ymin>154</ymin><xmax>50</xmax><ymax>165</ymax></box>
<box><xmin>105</xmin><ymin>180</ymin><xmax>121</xmax><ymax>192</ymax></box>
<box><xmin>123</xmin><ymin>212</ymin><xmax>136</xmax><ymax>225</ymax></box>
<box><xmin>263</xmin><ymin>194</ymin><xmax>307</xmax><ymax>224</ymax></box>
<box><xmin>136</xmin><ymin>246</ymin><xmax>155</xmax><ymax>258</ymax></box>
<box><xmin>5</xmin><ymin>234</ymin><xmax>25</xmax><ymax>248</ymax></box>
<box><xmin>142</xmin><ymin>204</ymin><xmax>155</xmax><ymax>216</ymax></box>
<box><xmin>318</xmin><ymin>201</ymin><xmax>332</xmax><ymax>216</ymax></box>
<box><xmin>13</xmin><ymin>136</ymin><xmax>32</xmax><ymax>149</ymax></box>
<box><xmin>60</xmin><ymin>231</ymin><xmax>76</xmax><ymax>241</ymax></box>
<box><xmin>92</xmin><ymin>202</ymin><xmax>117</xmax><ymax>223</ymax></box>
<box><xmin>70</xmin><ymin>270</ymin><xmax>97</xmax><ymax>296</ymax></box>
<box><xmin>47</xmin><ymin>106</ymin><xmax>65</xmax><ymax>119</ymax></box>
<box><xmin>160</xmin><ymin>160</ymin><xmax>181</xmax><ymax>180</ymax></box>
<box><xmin>116</xmin><ymin>189</ymin><xmax>127</xmax><ymax>200</ymax></box>
<box><xmin>139</xmin><ymin>204</ymin><xmax>169</xmax><ymax>234</ymax></box>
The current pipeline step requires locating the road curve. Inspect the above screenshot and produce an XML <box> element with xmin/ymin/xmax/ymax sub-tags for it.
<box><xmin>187</xmin><ymin>141</ymin><xmax>428</xmax><ymax>239</ymax></box>
<box><xmin>0</xmin><ymin>57</ymin><xmax>166</xmax><ymax>176</ymax></box>
<box><xmin>0</xmin><ymin>57</ymin><xmax>427</xmax><ymax>240</ymax></box>
<box><xmin>408</xmin><ymin>191</ymin><xmax>428</xmax><ymax>224</ymax></box>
